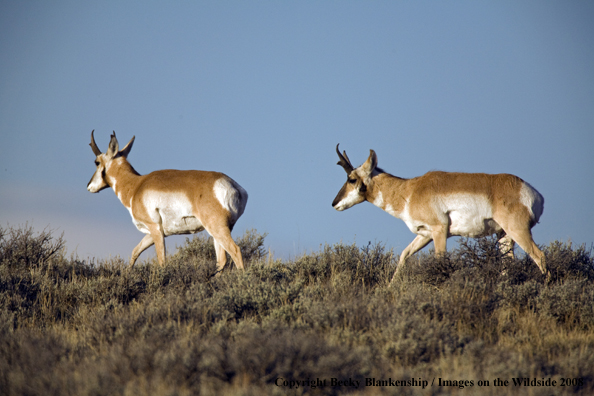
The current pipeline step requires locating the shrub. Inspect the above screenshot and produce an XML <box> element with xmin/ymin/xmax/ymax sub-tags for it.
<box><xmin>537</xmin><ymin>279</ymin><xmax>594</xmax><ymax>330</ymax></box>
<box><xmin>0</xmin><ymin>225</ymin><xmax>65</xmax><ymax>269</ymax></box>
<box><xmin>1</xmin><ymin>225</ymin><xmax>594</xmax><ymax>395</ymax></box>
<box><xmin>545</xmin><ymin>241</ymin><xmax>594</xmax><ymax>282</ymax></box>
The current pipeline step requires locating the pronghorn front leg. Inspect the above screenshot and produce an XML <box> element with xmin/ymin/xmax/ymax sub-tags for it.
<box><xmin>146</xmin><ymin>224</ymin><xmax>166</xmax><ymax>266</ymax></box>
<box><xmin>391</xmin><ymin>234</ymin><xmax>432</xmax><ymax>282</ymax></box>
<box><xmin>130</xmin><ymin>234</ymin><xmax>155</xmax><ymax>266</ymax></box>
<box><xmin>431</xmin><ymin>225</ymin><xmax>448</xmax><ymax>257</ymax></box>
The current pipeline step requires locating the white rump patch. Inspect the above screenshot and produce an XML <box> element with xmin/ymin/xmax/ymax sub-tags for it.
<box><xmin>520</xmin><ymin>182</ymin><xmax>544</xmax><ymax>222</ymax></box>
<box><xmin>214</xmin><ymin>178</ymin><xmax>248</xmax><ymax>223</ymax></box>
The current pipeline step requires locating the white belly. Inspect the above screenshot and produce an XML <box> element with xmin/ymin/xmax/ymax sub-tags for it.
<box><xmin>441</xmin><ymin>194</ymin><xmax>501</xmax><ymax>237</ymax></box>
<box><xmin>160</xmin><ymin>210</ymin><xmax>204</xmax><ymax>236</ymax></box>
<box><xmin>129</xmin><ymin>191</ymin><xmax>205</xmax><ymax>236</ymax></box>
<box><xmin>400</xmin><ymin>194</ymin><xmax>502</xmax><ymax>238</ymax></box>
<box><xmin>448</xmin><ymin>212</ymin><xmax>502</xmax><ymax>237</ymax></box>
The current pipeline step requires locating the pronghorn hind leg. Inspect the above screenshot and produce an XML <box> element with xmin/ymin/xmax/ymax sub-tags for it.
<box><xmin>130</xmin><ymin>234</ymin><xmax>155</xmax><ymax>267</ymax></box>
<box><xmin>213</xmin><ymin>239</ymin><xmax>228</xmax><ymax>276</ymax></box>
<box><xmin>503</xmin><ymin>227</ymin><xmax>547</xmax><ymax>276</ymax></box>
<box><xmin>209</xmin><ymin>226</ymin><xmax>245</xmax><ymax>272</ymax></box>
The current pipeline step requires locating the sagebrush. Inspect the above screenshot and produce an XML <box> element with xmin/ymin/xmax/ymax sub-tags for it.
<box><xmin>1</xmin><ymin>225</ymin><xmax>593</xmax><ymax>395</ymax></box>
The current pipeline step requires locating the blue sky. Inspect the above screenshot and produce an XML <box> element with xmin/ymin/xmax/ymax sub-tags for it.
<box><xmin>1</xmin><ymin>1</ymin><xmax>593</xmax><ymax>262</ymax></box>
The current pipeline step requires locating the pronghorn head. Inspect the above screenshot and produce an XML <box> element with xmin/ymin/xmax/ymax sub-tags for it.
<box><xmin>87</xmin><ymin>130</ymin><xmax>135</xmax><ymax>193</ymax></box>
<box><xmin>332</xmin><ymin>144</ymin><xmax>378</xmax><ymax>211</ymax></box>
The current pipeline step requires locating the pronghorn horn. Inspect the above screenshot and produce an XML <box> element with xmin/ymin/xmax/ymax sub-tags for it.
<box><xmin>119</xmin><ymin>135</ymin><xmax>135</xmax><ymax>158</ymax></box>
<box><xmin>336</xmin><ymin>144</ymin><xmax>354</xmax><ymax>174</ymax></box>
<box><xmin>89</xmin><ymin>130</ymin><xmax>102</xmax><ymax>156</ymax></box>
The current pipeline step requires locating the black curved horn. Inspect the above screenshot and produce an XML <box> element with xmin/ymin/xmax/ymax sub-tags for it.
<box><xmin>336</xmin><ymin>144</ymin><xmax>354</xmax><ymax>174</ymax></box>
<box><xmin>89</xmin><ymin>130</ymin><xmax>102</xmax><ymax>156</ymax></box>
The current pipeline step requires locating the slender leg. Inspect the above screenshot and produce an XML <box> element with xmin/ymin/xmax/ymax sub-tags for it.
<box><xmin>208</xmin><ymin>226</ymin><xmax>244</xmax><ymax>271</ymax></box>
<box><xmin>496</xmin><ymin>231</ymin><xmax>515</xmax><ymax>259</ymax></box>
<box><xmin>216</xmin><ymin>234</ymin><xmax>244</xmax><ymax>270</ymax></box>
<box><xmin>213</xmin><ymin>239</ymin><xmax>228</xmax><ymax>275</ymax></box>
<box><xmin>146</xmin><ymin>224</ymin><xmax>166</xmax><ymax>266</ymax></box>
<box><xmin>391</xmin><ymin>234</ymin><xmax>432</xmax><ymax>283</ymax></box>
<box><xmin>504</xmin><ymin>227</ymin><xmax>546</xmax><ymax>275</ymax></box>
<box><xmin>495</xmin><ymin>211</ymin><xmax>547</xmax><ymax>278</ymax></box>
<box><xmin>431</xmin><ymin>225</ymin><xmax>448</xmax><ymax>257</ymax></box>
<box><xmin>130</xmin><ymin>234</ymin><xmax>154</xmax><ymax>266</ymax></box>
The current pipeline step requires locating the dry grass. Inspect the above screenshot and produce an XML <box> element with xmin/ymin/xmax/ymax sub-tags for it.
<box><xmin>1</xmin><ymin>225</ymin><xmax>593</xmax><ymax>395</ymax></box>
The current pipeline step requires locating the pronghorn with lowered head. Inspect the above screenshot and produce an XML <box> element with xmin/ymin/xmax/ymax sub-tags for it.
<box><xmin>332</xmin><ymin>145</ymin><xmax>547</xmax><ymax>282</ymax></box>
<box><xmin>87</xmin><ymin>131</ymin><xmax>248</xmax><ymax>273</ymax></box>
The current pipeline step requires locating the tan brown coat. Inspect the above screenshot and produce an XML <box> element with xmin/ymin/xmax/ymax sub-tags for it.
<box><xmin>332</xmin><ymin>145</ymin><xmax>546</xmax><ymax>282</ymax></box>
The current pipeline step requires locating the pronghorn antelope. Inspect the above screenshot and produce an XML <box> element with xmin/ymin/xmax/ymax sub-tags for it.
<box><xmin>87</xmin><ymin>131</ymin><xmax>248</xmax><ymax>273</ymax></box>
<box><xmin>332</xmin><ymin>145</ymin><xmax>547</xmax><ymax>282</ymax></box>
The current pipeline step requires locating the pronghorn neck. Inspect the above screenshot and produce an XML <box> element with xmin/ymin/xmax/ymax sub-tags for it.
<box><xmin>366</xmin><ymin>172</ymin><xmax>408</xmax><ymax>217</ymax></box>
<box><xmin>105</xmin><ymin>158</ymin><xmax>141</xmax><ymax>208</ymax></box>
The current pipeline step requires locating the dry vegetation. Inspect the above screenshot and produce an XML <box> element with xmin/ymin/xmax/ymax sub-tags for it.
<box><xmin>1</xmin><ymin>224</ymin><xmax>593</xmax><ymax>395</ymax></box>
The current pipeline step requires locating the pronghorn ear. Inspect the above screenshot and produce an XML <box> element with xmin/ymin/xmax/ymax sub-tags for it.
<box><xmin>361</xmin><ymin>149</ymin><xmax>378</xmax><ymax>175</ymax></box>
<box><xmin>119</xmin><ymin>135</ymin><xmax>135</xmax><ymax>158</ymax></box>
<box><xmin>106</xmin><ymin>131</ymin><xmax>119</xmax><ymax>158</ymax></box>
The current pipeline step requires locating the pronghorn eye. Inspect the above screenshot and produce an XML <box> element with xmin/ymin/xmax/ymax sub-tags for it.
<box><xmin>95</xmin><ymin>161</ymin><xmax>100</xmax><ymax>166</ymax></box>
<box><xmin>348</xmin><ymin>178</ymin><xmax>356</xmax><ymax>184</ymax></box>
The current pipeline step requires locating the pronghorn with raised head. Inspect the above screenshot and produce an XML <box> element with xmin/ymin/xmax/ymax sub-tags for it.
<box><xmin>87</xmin><ymin>131</ymin><xmax>248</xmax><ymax>272</ymax></box>
<box><xmin>332</xmin><ymin>145</ymin><xmax>547</xmax><ymax>282</ymax></box>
